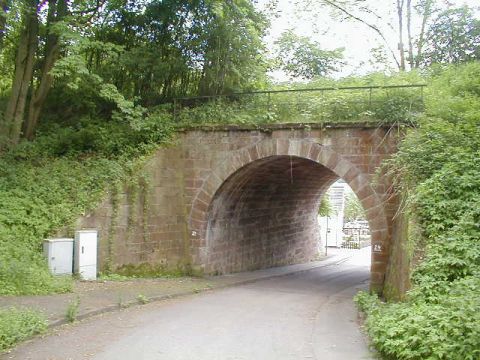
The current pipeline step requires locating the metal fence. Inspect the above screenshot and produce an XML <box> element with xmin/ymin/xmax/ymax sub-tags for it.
<box><xmin>173</xmin><ymin>84</ymin><xmax>427</xmax><ymax>124</ymax></box>
<box><xmin>341</xmin><ymin>227</ymin><xmax>372</xmax><ymax>250</ymax></box>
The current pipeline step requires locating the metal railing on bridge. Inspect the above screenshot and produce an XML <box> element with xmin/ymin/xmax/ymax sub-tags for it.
<box><xmin>173</xmin><ymin>84</ymin><xmax>426</xmax><ymax>125</ymax></box>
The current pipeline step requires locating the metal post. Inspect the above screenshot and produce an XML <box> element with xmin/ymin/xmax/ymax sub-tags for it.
<box><xmin>321</xmin><ymin>90</ymin><xmax>324</xmax><ymax>121</ymax></box>
<box><xmin>325</xmin><ymin>216</ymin><xmax>329</xmax><ymax>256</ymax></box>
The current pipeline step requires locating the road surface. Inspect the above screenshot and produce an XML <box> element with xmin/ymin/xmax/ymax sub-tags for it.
<box><xmin>3</xmin><ymin>248</ymin><xmax>373</xmax><ymax>360</ymax></box>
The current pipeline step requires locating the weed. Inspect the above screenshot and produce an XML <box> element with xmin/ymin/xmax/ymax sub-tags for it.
<box><xmin>136</xmin><ymin>294</ymin><xmax>149</xmax><ymax>304</ymax></box>
<box><xmin>99</xmin><ymin>273</ymin><xmax>132</xmax><ymax>282</ymax></box>
<box><xmin>65</xmin><ymin>296</ymin><xmax>80</xmax><ymax>323</ymax></box>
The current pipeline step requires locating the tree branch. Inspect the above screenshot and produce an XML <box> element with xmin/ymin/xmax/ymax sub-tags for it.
<box><xmin>319</xmin><ymin>0</ymin><xmax>401</xmax><ymax>69</ymax></box>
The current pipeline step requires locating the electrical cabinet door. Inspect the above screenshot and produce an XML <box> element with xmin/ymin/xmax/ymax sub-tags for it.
<box><xmin>43</xmin><ymin>238</ymin><xmax>73</xmax><ymax>275</ymax></box>
<box><xmin>74</xmin><ymin>230</ymin><xmax>97</xmax><ymax>280</ymax></box>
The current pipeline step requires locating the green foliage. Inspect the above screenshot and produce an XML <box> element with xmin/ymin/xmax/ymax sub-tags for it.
<box><xmin>360</xmin><ymin>62</ymin><xmax>480</xmax><ymax>359</ymax></box>
<box><xmin>0</xmin><ymin>113</ymin><xmax>173</xmax><ymax>295</ymax></box>
<box><xmin>175</xmin><ymin>72</ymin><xmax>426</xmax><ymax>126</ymax></box>
<box><xmin>98</xmin><ymin>273</ymin><xmax>132</xmax><ymax>282</ymax></box>
<box><xmin>354</xmin><ymin>291</ymin><xmax>380</xmax><ymax>314</ymax></box>
<box><xmin>357</xmin><ymin>280</ymin><xmax>480</xmax><ymax>360</ymax></box>
<box><xmin>77</xmin><ymin>0</ymin><xmax>268</xmax><ymax>101</ymax></box>
<box><xmin>0</xmin><ymin>307</ymin><xmax>47</xmax><ymax>352</ymax></box>
<box><xmin>274</xmin><ymin>30</ymin><xmax>344</xmax><ymax>79</ymax></box>
<box><xmin>0</xmin><ymin>0</ymin><xmax>269</xmax><ymax>148</ymax></box>
<box><xmin>318</xmin><ymin>195</ymin><xmax>333</xmax><ymax>217</ymax></box>
<box><xmin>421</xmin><ymin>6</ymin><xmax>480</xmax><ymax>67</ymax></box>
<box><xmin>136</xmin><ymin>294</ymin><xmax>149</xmax><ymax>304</ymax></box>
<box><xmin>111</xmin><ymin>262</ymin><xmax>201</xmax><ymax>279</ymax></box>
<box><xmin>344</xmin><ymin>192</ymin><xmax>365</xmax><ymax>222</ymax></box>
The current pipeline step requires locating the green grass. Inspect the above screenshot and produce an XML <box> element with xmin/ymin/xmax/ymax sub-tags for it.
<box><xmin>0</xmin><ymin>308</ymin><xmax>48</xmax><ymax>352</ymax></box>
<box><xmin>108</xmin><ymin>262</ymin><xmax>202</xmax><ymax>278</ymax></box>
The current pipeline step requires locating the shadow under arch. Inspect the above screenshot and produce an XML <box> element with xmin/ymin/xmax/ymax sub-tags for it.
<box><xmin>189</xmin><ymin>138</ymin><xmax>389</xmax><ymax>285</ymax></box>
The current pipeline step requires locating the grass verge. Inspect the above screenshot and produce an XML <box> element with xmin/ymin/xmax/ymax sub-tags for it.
<box><xmin>0</xmin><ymin>307</ymin><xmax>47</xmax><ymax>352</ymax></box>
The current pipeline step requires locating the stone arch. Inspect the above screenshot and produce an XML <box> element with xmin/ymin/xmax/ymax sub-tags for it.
<box><xmin>189</xmin><ymin>138</ymin><xmax>389</xmax><ymax>287</ymax></box>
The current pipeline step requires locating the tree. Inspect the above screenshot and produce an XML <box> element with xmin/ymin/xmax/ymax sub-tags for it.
<box><xmin>414</xmin><ymin>0</ymin><xmax>436</xmax><ymax>68</ymax></box>
<box><xmin>0</xmin><ymin>0</ymin><xmax>8</xmax><ymax>47</ymax></box>
<box><xmin>344</xmin><ymin>192</ymin><xmax>365</xmax><ymax>222</ymax></box>
<box><xmin>61</xmin><ymin>0</ymin><xmax>268</xmax><ymax>103</ymax></box>
<box><xmin>1</xmin><ymin>0</ymin><xmax>101</xmax><ymax>145</ymax></box>
<box><xmin>318</xmin><ymin>194</ymin><xmax>333</xmax><ymax>217</ymax></box>
<box><xmin>299</xmin><ymin>0</ymin><xmax>442</xmax><ymax>71</ymax></box>
<box><xmin>274</xmin><ymin>30</ymin><xmax>344</xmax><ymax>79</ymax></box>
<box><xmin>2</xmin><ymin>0</ymin><xmax>38</xmax><ymax>145</ymax></box>
<box><xmin>420</xmin><ymin>6</ymin><xmax>480</xmax><ymax>66</ymax></box>
<box><xmin>197</xmin><ymin>0</ymin><xmax>268</xmax><ymax>95</ymax></box>
<box><xmin>0</xmin><ymin>0</ymin><xmax>269</xmax><ymax>146</ymax></box>
<box><xmin>23</xmin><ymin>0</ymin><xmax>68</xmax><ymax>140</ymax></box>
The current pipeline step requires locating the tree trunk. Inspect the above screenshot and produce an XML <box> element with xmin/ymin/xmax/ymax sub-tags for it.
<box><xmin>2</xmin><ymin>2</ymin><xmax>38</xmax><ymax>145</ymax></box>
<box><xmin>406</xmin><ymin>0</ymin><xmax>414</xmax><ymax>69</ymax></box>
<box><xmin>415</xmin><ymin>0</ymin><xmax>434</xmax><ymax>68</ymax></box>
<box><xmin>0</xmin><ymin>0</ymin><xmax>8</xmax><ymax>48</ymax></box>
<box><xmin>396</xmin><ymin>0</ymin><xmax>406</xmax><ymax>71</ymax></box>
<box><xmin>24</xmin><ymin>0</ymin><xmax>67</xmax><ymax>140</ymax></box>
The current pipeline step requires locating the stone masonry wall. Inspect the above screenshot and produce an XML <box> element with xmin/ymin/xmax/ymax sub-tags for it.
<box><xmin>79</xmin><ymin>123</ymin><xmax>400</xmax><ymax>292</ymax></box>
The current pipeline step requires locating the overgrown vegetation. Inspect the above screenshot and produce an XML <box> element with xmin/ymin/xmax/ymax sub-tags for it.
<box><xmin>355</xmin><ymin>62</ymin><xmax>480</xmax><ymax>360</ymax></box>
<box><xmin>106</xmin><ymin>262</ymin><xmax>201</xmax><ymax>279</ymax></box>
<box><xmin>175</xmin><ymin>73</ymin><xmax>426</xmax><ymax>127</ymax></box>
<box><xmin>0</xmin><ymin>307</ymin><xmax>47</xmax><ymax>352</ymax></box>
<box><xmin>0</xmin><ymin>115</ymin><xmax>173</xmax><ymax>295</ymax></box>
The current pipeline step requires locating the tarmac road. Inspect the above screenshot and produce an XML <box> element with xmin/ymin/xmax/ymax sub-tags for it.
<box><xmin>4</xmin><ymin>248</ymin><xmax>373</xmax><ymax>360</ymax></box>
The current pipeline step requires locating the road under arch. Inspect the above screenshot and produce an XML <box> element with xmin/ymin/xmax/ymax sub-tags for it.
<box><xmin>206</xmin><ymin>155</ymin><xmax>339</xmax><ymax>273</ymax></box>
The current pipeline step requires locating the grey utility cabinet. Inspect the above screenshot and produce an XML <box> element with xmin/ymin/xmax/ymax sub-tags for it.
<box><xmin>43</xmin><ymin>238</ymin><xmax>74</xmax><ymax>275</ymax></box>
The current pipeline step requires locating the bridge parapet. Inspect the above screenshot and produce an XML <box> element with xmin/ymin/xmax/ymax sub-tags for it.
<box><xmin>174</xmin><ymin>84</ymin><xmax>425</xmax><ymax>126</ymax></box>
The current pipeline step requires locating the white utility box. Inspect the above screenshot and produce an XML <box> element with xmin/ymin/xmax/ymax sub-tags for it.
<box><xmin>43</xmin><ymin>238</ymin><xmax>74</xmax><ymax>275</ymax></box>
<box><xmin>74</xmin><ymin>230</ymin><xmax>97</xmax><ymax>280</ymax></box>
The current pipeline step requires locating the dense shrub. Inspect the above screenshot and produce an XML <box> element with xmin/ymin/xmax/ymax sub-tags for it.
<box><xmin>357</xmin><ymin>62</ymin><xmax>480</xmax><ymax>359</ymax></box>
<box><xmin>356</xmin><ymin>279</ymin><xmax>480</xmax><ymax>360</ymax></box>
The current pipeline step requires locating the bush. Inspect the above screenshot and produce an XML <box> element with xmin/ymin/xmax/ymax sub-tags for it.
<box><xmin>358</xmin><ymin>279</ymin><xmax>480</xmax><ymax>360</ymax></box>
<box><xmin>0</xmin><ymin>308</ymin><xmax>47</xmax><ymax>352</ymax></box>
<box><xmin>358</xmin><ymin>62</ymin><xmax>480</xmax><ymax>359</ymax></box>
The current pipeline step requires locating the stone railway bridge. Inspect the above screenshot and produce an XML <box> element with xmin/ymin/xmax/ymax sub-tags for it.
<box><xmin>81</xmin><ymin>123</ymin><xmax>407</xmax><ymax>294</ymax></box>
